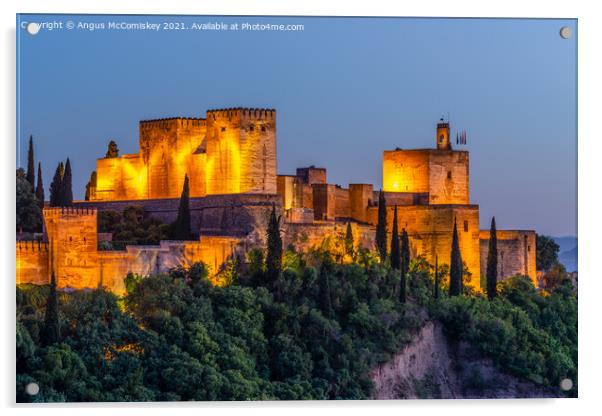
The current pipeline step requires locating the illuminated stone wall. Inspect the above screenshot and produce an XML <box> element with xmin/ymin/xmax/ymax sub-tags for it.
<box><xmin>349</xmin><ymin>184</ymin><xmax>374</xmax><ymax>223</ymax></box>
<box><xmin>44</xmin><ymin>207</ymin><xmax>100</xmax><ymax>289</ymax></box>
<box><xmin>90</xmin><ymin>108</ymin><xmax>276</xmax><ymax>202</ymax></box>
<box><xmin>206</xmin><ymin>109</ymin><xmax>276</xmax><ymax>195</ymax></box>
<box><xmin>428</xmin><ymin>151</ymin><xmax>469</xmax><ymax>205</ymax></box>
<box><xmin>98</xmin><ymin>237</ymin><xmax>241</xmax><ymax>295</ymax></box>
<box><xmin>382</xmin><ymin>149</ymin><xmax>469</xmax><ymax>205</ymax></box>
<box><xmin>283</xmin><ymin>221</ymin><xmax>375</xmax><ymax>254</ymax></box>
<box><xmin>366</xmin><ymin>204</ymin><xmax>482</xmax><ymax>289</ymax></box>
<box><xmin>312</xmin><ymin>184</ymin><xmax>337</xmax><ymax>221</ymax></box>
<box><xmin>17</xmin><ymin>208</ymin><xmax>244</xmax><ymax>295</ymax></box>
<box><xmin>93</xmin><ymin>118</ymin><xmax>206</xmax><ymax>201</ymax></box>
<box><xmin>334</xmin><ymin>186</ymin><xmax>351</xmax><ymax>219</ymax></box>
<box><xmin>16</xmin><ymin>241</ymin><xmax>49</xmax><ymax>285</ymax></box>
<box><xmin>383</xmin><ymin>150</ymin><xmax>430</xmax><ymax>194</ymax></box>
<box><xmin>479</xmin><ymin>230</ymin><xmax>537</xmax><ymax>287</ymax></box>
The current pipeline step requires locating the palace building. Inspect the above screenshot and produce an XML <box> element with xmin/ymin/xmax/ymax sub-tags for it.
<box><xmin>16</xmin><ymin>108</ymin><xmax>536</xmax><ymax>294</ymax></box>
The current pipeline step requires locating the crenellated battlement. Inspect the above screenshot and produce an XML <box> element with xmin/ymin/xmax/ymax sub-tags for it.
<box><xmin>139</xmin><ymin>117</ymin><xmax>206</xmax><ymax>130</ymax></box>
<box><xmin>207</xmin><ymin>108</ymin><xmax>276</xmax><ymax>121</ymax></box>
<box><xmin>16</xmin><ymin>240</ymin><xmax>49</xmax><ymax>253</ymax></box>
<box><xmin>43</xmin><ymin>207</ymin><xmax>97</xmax><ymax>218</ymax></box>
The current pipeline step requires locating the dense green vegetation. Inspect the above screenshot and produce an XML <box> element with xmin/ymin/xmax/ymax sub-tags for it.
<box><xmin>98</xmin><ymin>206</ymin><xmax>170</xmax><ymax>248</ymax></box>
<box><xmin>16</xmin><ymin>242</ymin><xmax>577</xmax><ymax>401</ymax></box>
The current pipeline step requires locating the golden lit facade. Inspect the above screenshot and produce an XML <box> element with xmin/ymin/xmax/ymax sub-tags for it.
<box><xmin>89</xmin><ymin>108</ymin><xmax>276</xmax><ymax>201</ymax></box>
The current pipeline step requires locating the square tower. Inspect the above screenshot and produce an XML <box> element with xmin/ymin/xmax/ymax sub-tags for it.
<box><xmin>43</xmin><ymin>207</ymin><xmax>100</xmax><ymax>289</ymax></box>
<box><xmin>206</xmin><ymin>108</ymin><xmax>277</xmax><ymax>195</ymax></box>
<box><xmin>382</xmin><ymin>121</ymin><xmax>469</xmax><ymax>204</ymax></box>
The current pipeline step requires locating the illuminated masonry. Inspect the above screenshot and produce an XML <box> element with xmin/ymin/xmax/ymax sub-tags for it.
<box><xmin>17</xmin><ymin>111</ymin><xmax>537</xmax><ymax>294</ymax></box>
<box><xmin>89</xmin><ymin>108</ymin><xmax>277</xmax><ymax>201</ymax></box>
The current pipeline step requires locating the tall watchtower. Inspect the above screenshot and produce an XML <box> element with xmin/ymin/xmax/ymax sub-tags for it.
<box><xmin>44</xmin><ymin>207</ymin><xmax>100</xmax><ymax>289</ymax></box>
<box><xmin>206</xmin><ymin>108</ymin><xmax>277</xmax><ymax>195</ymax></box>
<box><xmin>436</xmin><ymin>118</ymin><xmax>451</xmax><ymax>151</ymax></box>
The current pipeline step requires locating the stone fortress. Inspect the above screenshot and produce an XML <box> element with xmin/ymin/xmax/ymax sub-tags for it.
<box><xmin>16</xmin><ymin>107</ymin><xmax>536</xmax><ymax>295</ymax></box>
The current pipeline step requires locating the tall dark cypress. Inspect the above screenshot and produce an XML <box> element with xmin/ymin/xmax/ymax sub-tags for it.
<box><xmin>318</xmin><ymin>260</ymin><xmax>334</xmax><ymax>318</ymax></box>
<box><xmin>26</xmin><ymin>135</ymin><xmax>35</xmax><ymax>189</ymax></box>
<box><xmin>265</xmin><ymin>204</ymin><xmax>282</xmax><ymax>285</ymax></box>
<box><xmin>42</xmin><ymin>272</ymin><xmax>60</xmax><ymax>346</ymax></box>
<box><xmin>399</xmin><ymin>228</ymin><xmax>410</xmax><ymax>303</ymax></box>
<box><xmin>449</xmin><ymin>219</ymin><xmax>463</xmax><ymax>297</ymax></box>
<box><xmin>486</xmin><ymin>217</ymin><xmax>498</xmax><ymax>300</ymax></box>
<box><xmin>375</xmin><ymin>190</ymin><xmax>388</xmax><ymax>261</ymax></box>
<box><xmin>345</xmin><ymin>222</ymin><xmax>354</xmax><ymax>257</ymax></box>
<box><xmin>60</xmin><ymin>158</ymin><xmax>73</xmax><ymax>206</ymax></box>
<box><xmin>35</xmin><ymin>162</ymin><xmax>44</xmax><ymax>209</ymax></box>
<box><xmin>49</xmin><ymin>162</ymin><xmax>64</xmax><ymax>207</ymax></box>
<box><xmin>173</xmin><ymin>175</ymin><xmax>192</xmax><ymax>240</ymax></box>
<box><xmin>390</xmin><ymin>205</ymin><xmax>400</xmax><ymax>269</ymax></box>
<box><xmin>434</xmin><ymin>254</ymin><xmax>440</xmax><ymax>299</ymax></box>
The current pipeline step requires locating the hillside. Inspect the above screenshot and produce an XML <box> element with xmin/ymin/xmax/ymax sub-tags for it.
<box><xmin>371</xmin><ymin>321</ymin><xmax>560</xmax><ymax>399</ymax></box>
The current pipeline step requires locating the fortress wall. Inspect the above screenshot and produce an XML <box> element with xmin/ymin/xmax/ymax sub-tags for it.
<box><xmin>428</xmin><ymin>151</ymin><xmax>469</xmax><ymax>205</ymax></box>
<box><xmin>479</xmin><ymin>230</ymin><xmax>537</xmax><ymax>286</ymax></box>
<box><xmin>366</xmin><ymin>204</ymin><xmax>482</xmax><ymax>288</ymax></box>
<box><xmin>294</xmin><ymin>182</ymin><xmax>314</xmax><ymax>210</ymax></box>
<box><xmin>140</xmin><ymin>118</ymin><xmax>207</xmax><ymax>199</ymax></box>
<box><xmin>239</xmin><ymin>110</ymin><xmax>277</xmax><ymax>194</ymax></box>
<box><xmin>384</xmin><ymin>192</ymin><xmax>429</xmax><ymax>207</ymax></box>
<box><xmin>296</xmin><ymin>167</ymin><xmax>327</xmax><ymax>185</ymax></box>
<box><xmin>44</xmin><ymin>208</ymin><xmax>101</xmax><ymax>290</ymax></box>
<box><xmin>277</xmin><ymin>175</ymin><xmax>296</xmax><ymax>210</ymax></box>
<box><xmin>94</xmin><ymin>157</ymin><xmax>120</xmax><ymax>201</ymax></box>
<box><xmin>187</xmin><ymin>153</ymin><xmax>207</xmax><ymax>197</ymax></box>
<box><xmin>97</xmin><ymin>237</ymin><xmax>242</xmax><ymax>295</ymax></box>
<box><xmin>206</xmin><ymin>109</ymin><xmax>277</xmax><ymax>195</ymax></box>
<box><xmin>283</xmin><ymin>221</ymin><xmax>375</xmax><ymax>253</ymax></box>
<box><xmin>77</xmin><ymin>193</ymin><xmax>282</xmax><ymax>238</ymax></box>
<box><xmin>383</xmin><ymin>150</ymin><xmax>429</xmax><ymax>193</ymax></box>
<box><xmin>334</xmin><ymin>186</ymin><xmax>350</xmax><ymax>219</ymax></box>
<box><xmin>16</xmin><ymin>241</ymin><xmax>49</xmax><ymax>285</ymax></box>
<box><xmin>349</xmin><ymin>184</ymin><xmax>374</xmax><ymax>223</ymax></box>
<box><xmin>312</xmin><ymin>184</ymin><xmax>336</xmax><ymax>221</ymax></box>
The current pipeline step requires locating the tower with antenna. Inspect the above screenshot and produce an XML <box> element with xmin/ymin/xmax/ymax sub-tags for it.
<box><xmin>436</xmin><ymin>117</ymin><xmax>451</xmax><ymax>150</ymax></box>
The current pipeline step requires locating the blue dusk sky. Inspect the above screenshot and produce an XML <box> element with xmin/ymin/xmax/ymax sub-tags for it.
<box><xmin>16</xmin><ymin>15</ymin><xmax>577</xmax><ymax>237</ymax></box>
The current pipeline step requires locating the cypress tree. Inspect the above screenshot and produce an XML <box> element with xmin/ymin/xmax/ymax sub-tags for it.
<box><xmin>345</xmin><ymin>222</ymin><xmax>354</xmax><ymax>257</ymax></box>
<box><xmin>318</xmin><ymin>259</ymin><xmax>334</xmax><ymax>318</ymax></box>
<box><xmin>399</xmin><ymin>228</ymin><xmax>410</xmax><ymax>303</ymax></box>
<box><xmin>49</xmin><ymin>162</ymin><xmax>64</xmax><ymax>207</ymax></box>
<box><xmin>60</xmin><ymin>158</ymin><xmax>73</xmax><ymax>206</ymax></box>
<box><xmin>26</xmin><ymin>135</ymin><xmax>35</xmax><ymax>189</ymax></box>
<box><xmin>434</xmin><ymin>254</ymin><xmax>440</xmax><ymax>299</ymax></box>
<box><xmin>173</xmin><ymin>175</ymin><xmax>192</xmax><ymax>240</ymax></box>
<box><xmin>35</xmin><ymin>162</ymin><xmax>44</xmax><ymax>209</ymax></box>
<box><xmin>42</xmin><ymin>272</ymin><xmax>60</xmax><ymax>346</ymax></box>
<box><xmin>375</xmin><ymin>190</ymin><xmax>387</xmax><ymax>261</ymax></box>
<box><xmin>390</xmin><ymin>205</ymin><xmax>400</xmax><ymax>269</ymax></box>
<box><xmin>265</xmin><ymin>203</ymin><xmax>282</xmax><ymax>285</ymax></box>
<box><xmin>449</xmin><ymin>219</ymin><xmax>463</xmax><ymax>297</ymax></box>
<box><xmin>105</xmin><ymin>140</ymin><xmax>119</xmax><ymax>158</ymax></box>
<box><xmin>486</xmin><ymin>217</ymin><xmax>498</xmax><ymax>300</ymax></box>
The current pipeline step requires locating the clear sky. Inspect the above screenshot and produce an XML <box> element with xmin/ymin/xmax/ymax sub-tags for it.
<box><xmin>16</xmin><ymin>14</ymin><xmax>577</xmax><ymax>237</ymax></box>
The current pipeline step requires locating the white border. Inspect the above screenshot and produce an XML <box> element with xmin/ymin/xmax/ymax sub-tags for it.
<box><xmin>2</xmin><ymin>1</ymin><xmax>600</xmax><ymax>415</ymax></box>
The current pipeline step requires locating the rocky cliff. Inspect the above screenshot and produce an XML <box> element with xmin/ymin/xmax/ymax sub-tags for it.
<box><xmin>370</xmin><ymin>321</ymin><xmax>560</xmax><ymax>399</ymax></box>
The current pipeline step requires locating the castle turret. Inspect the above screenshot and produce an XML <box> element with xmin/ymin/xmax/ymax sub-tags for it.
<box><xmin>436</xmin><ymin>118</ymin><xmax>451</xmax><ymax>150</ymax></box>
